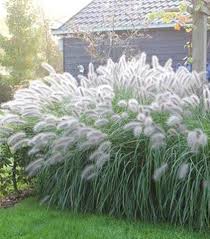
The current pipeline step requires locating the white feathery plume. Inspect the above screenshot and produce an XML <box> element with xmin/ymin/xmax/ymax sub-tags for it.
<box><xmin>144</xmin><ymin>125</ymin><xmax>156</xmax><ymax>137</ymax></box>
<box><xmin>41</xmin><ymin>132</ymin><xmax>57</xmax><ymax>142</ymax></box>
<box><xmin>77</xmin><ymin>127</ymin><xmax>93</xmax><ymax>138</ymax></box>
<box><xmin>117</xmin><ymin>100</ymin><xmax>127</xmax><ymax>108</ymax></box>
<box><xmin>34</xmin><ymin>122</ymin><xmax>54</xmax><ymax>133</ymax></box>
<box><xmin>150</xmin><ymin>133</ymin><xmax>166</xmax><ymax>149</ymax></box>
<box><xmin>28</xmin><ymin>146</ymin><xmax>42</xmax><ymax>156</ymax></box>
<box><xmin>137</xmin><ymin>113</ymin><xmax>146</xmax><ymax>122</ymax></box>
<box><xmin>1</xmin><ymin>114</ymin><xmax>20</xmax><ymax>125</ymax></box>
<box><xmin>42</xmin><ymin>63</ymin><xmax>56</xmax><ymax>74</ymax></box>
<box><xmin>89</xmin><ymin>151</ymin><xmax>104</xmax><ymax>161</ymax></box>
<box><xmin>149</xmin><ymin>102</ymin><xmax>160</xmax><ymax>112</ymax></box>
<box><xmin>7</xmin><ymin>132</ymin><xmax>26</xmax><ymax>146</ymax></box>
<box><xmin>203</xmin><ymin>85</ymin><xmax>210</xmax><ymax>99</ymax></box>
<box><xmin>204</xmin><ymin>98</ymin><xmax>210</xmax><ymax>112</ymax></box>
<box><xmin>53</xmin><ymin>136</ymin><xmax>76</xmax><ymax>152</ymax></box>
<box><xmin>133</xmin><ymin>126</ymin><xmax>142</xmax><ymax>138</ymax></box>
<box><xmin>97</xmin><ymin>85</ymin><xmax>114</xmax><ymax>96</ymax></box>
<box><xmin>10</xmin><ymin>139</ymin><xmax>29</xmax><ymax>153</ymax></box>
<box><xmin>152</xmin><ymin>55</ymin><xmax>159</xmax><ymax>69</ymax></box>
<box><xmin>162</xmin><ymin>103</ymin><xmax>183</xmax><ymax>116</ymax></box>
<box><xmin>84</xmin><ymin>110</ymin><xmax>98</xmax><ymax>119</ymax></box>
<box><xmin>0</xmin><ymin>126</ymin><xmax>14</xmax><ymax>137</ymax></box>
<box><xmin>0</xmin><ymin>138</ymin><xmax>7</xmax><ymax>144</ymax></box>
<box><xmin>29</xmin><ymin>133</ymin><xmax>45</xmax><ymax>146</ymax></box>
<box><xmin>144</xmin><ymin>116</ymin><xmax>153</xmax><ymax>127</ymax></box>
<box><xmin>182</xmin><ymin>95</ymin><xmax>200</xmax><ymax>108</ymax></box>
<box><xmin>164</xmin><ymin>58</ymin><xmax>173</xmax><ymax>70</ymax></box>
<box><xmin>81</xmin><ymin>165</ymin><xmax>97</xmax><ymax>180</ymax></box>
<box><xmin>87</xmin><ymin>131</ymin><xmax>107</xmax><ymax>145</ymax></box>
<box><xmin>22</xmin><ymin>111</ymin><xmax>42</xmax><ymax>118</ymax></box>
<box><xmin>167</xmin><ymin>115</ymin><xmax>183</xmax><ymax>127</ymax></box>
<box><xmin>97</xmin><ymin>102</ymin><xmax>112</xmax><ymax>110</ymax></box>
<box><xmin>97</xmin><ymin>109</ymin><xmax>113</xmax><ymax>117</ymax></box>
<box><xmin>94</xmin><ymin>119</ymin><xmax>109</xmax><ymax>127</ymax></box>
<box><xmin>187</xmin><ymin>129</ymin><xmax>208</xmax><ymax>153</ymax></box>
<box><xmin>203</xmin><ymin>85</ymin><xmax>210</xmax><ymax>111</ymax></box>
<box><xmin>150</xmin><ymin>132</ymin><xmax>165</xmax><ymax>144</ymax></box>
<box><xmin>57</xmin><ymin>118</ymin><xmax>79</xmax><ymax>130</ymax></box>
<box><xmin>111</xmin><ymin>114</ymin><xmax>122</xmax><ymax>122</ymax></box>
<box><xmin>153</xmin><ymin>163</ymin><xmax>168</xmax><ymax>181</ymax></box>
<box><xmin>95</xmin><ymin>153</ymin><xmax>110</xmax><ymax>168</ymax></box>
<box><xmin>25</xmin><ymin>158</ymin><xmax>44</xmax><ymax>177</ymax></box>
<box><xmin>2</xmin><ymin>117</ymin><xmax>25</xmax><ymax>125</ymax></box>
<box><xmin>45</xmin><ymin>153</ymin><xmax>64</xmax><ymax>166</ymax></box>
<box><xmin>128</xmin><ymin>99</ymin><xmax>139</xmax><ymax>113</ymax></box>
<box><xmin>98</xmin><ymin>141</ymin><xmax>111</xmax><ymax>153</ymax></box>
<box><xmin>77</xmin><ymin>141</ymin><xmax>95</xmax><ymax>151</ymax></box>
<box><xmin>123</xmin><ymin>121</ymin><xmax>141</xmax><ymax>131</ymax></box>
<box><xmin>44</xmin><ymin>115</ymin><xmax>59</xmax><ymax>124</ymax></box>
<box><xmin>177</xmin><ymin>163</ymin><xmax>190</xmax><ymax>179</ymax></box>
<box><xmin>121</xmin><ymin>112</ymin><xmax>129</xmax><ymax>120</ymax></box>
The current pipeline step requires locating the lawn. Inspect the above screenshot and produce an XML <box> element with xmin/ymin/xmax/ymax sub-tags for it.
<box><xmin>0</xmin><ymin>198</ymin><xmax>209</xmax><ymax>239</ymax></box>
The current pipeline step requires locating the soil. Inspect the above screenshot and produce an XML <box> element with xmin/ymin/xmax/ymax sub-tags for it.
<box><xmin>0</xmin><ymin>189</ymin><xmax>34</xmax><ymax>208</ymax></box>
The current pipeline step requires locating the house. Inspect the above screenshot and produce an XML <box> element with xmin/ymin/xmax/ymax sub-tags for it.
<box><xmin>53</xmin><ymin>0</ymin><xmax>210</xmax><ymax>77</ymax></box>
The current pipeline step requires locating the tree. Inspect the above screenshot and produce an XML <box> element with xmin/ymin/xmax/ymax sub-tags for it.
<box><xmin>148</xmin><ymin>0</ymin><xmax>210</xmax><ymax>74</ymax></box>
<box><xmin>191</xmin><ymin>0</ymin><xmax>209</xmax><ymax>73</ymax></box>
<box><xmin>0</xmin><ymin>0</ymin><xmax>40</xmax><ymax>86</ymax></box>
<box><xmin>37</xmin><ymin>12</ymin><xmax>63</xmax><ymax>75</ymax></box>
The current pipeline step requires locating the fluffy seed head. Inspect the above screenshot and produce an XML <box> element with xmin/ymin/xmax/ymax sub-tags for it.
<box><xmin>177</xmin><ymin>163</ymin><xmax>190</xmax><ymax>179</ymax></box>
<box><xmin>117</xmin><ymin>100</ymin><xmax>127</xmax><ymax>108</ymax></box>
<box><xmin>187</xmin><ymin>129</ymin><xmax>208</xmax><ymax>153</ymax></box>
<box><xmin>153</xmin><ymin>163</ymin><xmax>168</xmax><ymax>181</ymax></box>
<box><xmin>133</xmin><ymin>126</ymin><xmax>142</xmax><ymax>138</ymax></box>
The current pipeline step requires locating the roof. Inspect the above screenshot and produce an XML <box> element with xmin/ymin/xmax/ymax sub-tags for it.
<box><xmin>54</xmin><ymin>0</ymin><xmax>185</xmax><ymax>35</ymax></box>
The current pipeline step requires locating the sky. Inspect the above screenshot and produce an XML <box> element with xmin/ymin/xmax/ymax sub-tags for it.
<box><xmin>0</xmin><ymin>0</ymin><xmax>92</xmax><ymax>23</ymax></box>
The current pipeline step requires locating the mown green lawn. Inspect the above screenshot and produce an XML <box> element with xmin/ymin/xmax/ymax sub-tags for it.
<box><xmin>0</xmin><ymin>198</ymin><xmax>209</xmax><ymax>239</ymax></box>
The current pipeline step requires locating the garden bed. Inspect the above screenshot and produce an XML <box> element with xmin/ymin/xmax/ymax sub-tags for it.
<box><xmin>0</xmin><ymin>189</ymin><xmax>33</xmax><ymax>208</ymax></box>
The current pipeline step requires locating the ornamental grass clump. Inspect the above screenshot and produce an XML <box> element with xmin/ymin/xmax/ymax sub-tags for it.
<box><xmin>0</xmin><ymin>53</ymin><xmax>210</xmax><ymax>228</ymax></box>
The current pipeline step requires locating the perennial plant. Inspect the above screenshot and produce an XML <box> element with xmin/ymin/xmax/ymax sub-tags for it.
<box><xmin>0</xmin><ymin>54</ymin><xmax>210</xmax><ymax>228</ymax></box>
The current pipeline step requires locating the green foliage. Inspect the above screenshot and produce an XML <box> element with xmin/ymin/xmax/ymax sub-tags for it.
<box><xmin>0</xmin><ymin>143</ymin><xmax>30</xmax><ymax>195</ymax></box>
<box><xmin>37</xmin><ymin>15</ymin><xmax>63</xmax><ymax>75</ymax></box>
<box><xmin>0</xmin><ymin>75</ymin><xmax>12</xmax><ymax>103</ymax></box>
<box><xmin>0</xmin><ymin>0</ymin><xmax>63</xmax><ymax>87</ymax></box>
<box><xmin>36</xmin><ymin>112</ymin><xmax>210</xmax><ymax>229</ymax></box>
<box><xmin>0</xmin><ymin>198</ymin><xmax>208</xmax><ymax>239</ymax></box>
<box><xmin>0</xmin><ymin>144</ymin><xmax>13</xmax><ymax>195</ymax></box>
<box><xmin>0</xmin><ymin>0</ymin><xmax>40</xmax><ymax>86</ymax></box>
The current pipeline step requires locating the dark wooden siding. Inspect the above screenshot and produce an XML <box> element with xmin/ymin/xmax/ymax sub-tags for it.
<box><xmin>63</xmin><ymin>37</ymin><xmax>92</xmax><ymax>76</ymax></box>
<box><xmin>63</xmin><ymin>29</ymin><xmax>210</xmax><ymax>77</ymax></box>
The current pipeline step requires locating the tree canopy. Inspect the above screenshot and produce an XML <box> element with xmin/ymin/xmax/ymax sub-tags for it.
<box><xmin>0</xmin><ymin>0</ymin><xmax>40</xmax><ymax>86</ymax></box>
<box><xmin>0</xmin><ymin>0</ymin><xmax>62</xmax><ymax>87</ymax></box>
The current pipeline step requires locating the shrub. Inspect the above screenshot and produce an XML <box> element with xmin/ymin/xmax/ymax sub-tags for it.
<box><xmin>0</xmin><ymin>54</ymin><xmax>210</xmax><ymax>228</ymax></box>
<box><xmin>0</xmin><ymin>143</ymin><xmax>30</xmax><ymax>195</ymax></box>
<box><xmin>0</xmin><ymin>75</ymin><xmax>12</xmax><ymax>103</ymax></box>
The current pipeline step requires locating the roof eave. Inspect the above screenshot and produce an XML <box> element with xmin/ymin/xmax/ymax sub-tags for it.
<box><xmin>52</xmin><ymin>23</ymin><xmax>176</xmax><ymax>36</ymax></box>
